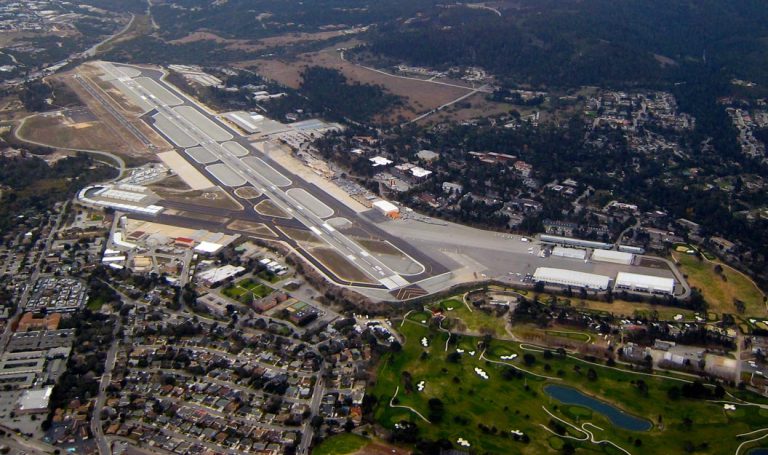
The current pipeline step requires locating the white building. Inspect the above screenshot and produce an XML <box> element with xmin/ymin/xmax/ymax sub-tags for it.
<box><xmin>591</xmin><ymin>249</ymin><xmax>634</xmax><ymax>265</ymax></box>
<box><xmin>533</xmin><ymin>267</ymin><xmax>611</xmax><ymax>290</ymax></box>
<box><xmin>551</xmin><ymin>246</ymin><xmax>587</xmax><ymax>260</ymax></box>
<box><xmin>615</xmin><ymin>272</ymin><xmax>675</xmax><ymax>295</ymax></box>
<box><xmin>16</xmin><ymin>386</ymin><xmax>53</xmax><ymax>414</ymax></box>
<box><xmin>196</xmin><ymin>265</ymin><xmax>245</xmax><ymax>286</ymax></box>
<box><xmin>372</xmin><ymin>200</ymin><xmax>400</xmax><ymax>218</ymax></box>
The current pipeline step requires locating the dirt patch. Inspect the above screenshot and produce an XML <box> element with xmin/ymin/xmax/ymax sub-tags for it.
<box><xmin>355</xmin><ymin>238</ymin><xmax>403</xmax><ymax>256</ymax></box>
<box><xmin>638</xmin><ymin>257</ymin><xmax>669</xmax><ymax>269</ymax></box>
<box><xmin>354</xmin><ymin>442</ymin><xmax>411</xmax><ymax>455</ymax></box>
<box><xmin>17</xmin><ymin>111</ymin><xmax>128</xmax><ymax>154</ymax></box>
<box><xmin>278</xmin><ymin>226</ymin><xmax>323</xmax><ymax>244</ymax></box>
<box><xmin>307</xmin><ymin>246</ymin><xmax>375</xmax><ymax>284</ymax></box>
<box><xmin>234</xmin><ymin>186</ymin><xmax>262</xmax><ymax>199</ymax></box>
<box><xmin>254</xmin><ymin>199</ymin><xmax>292</xmax><ymax>219</ymax></box>
<box><xmin>227</xmin><ymin>220</ymin><xmax>277</xmax><ymax>238</ymax></box>
<box><xmin>152</xmin><ymin>186</ymin><xmax>243</xmax><ymax>211</ymax></box>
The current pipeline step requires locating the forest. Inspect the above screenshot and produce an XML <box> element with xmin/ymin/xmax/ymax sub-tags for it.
<box><xmin>299</xmin><ymin>67</ymin><xmax>400</xmax><ymax>123</ymax></box>
<box><xmin>0</xmin><ymin>153</ymin><xmax>116</xmax><ymax>235</ymax></box>
<box><xmin>363</xmin><ymin>0</ymin><xmax>768</xmax><ymax>88</ymax></box>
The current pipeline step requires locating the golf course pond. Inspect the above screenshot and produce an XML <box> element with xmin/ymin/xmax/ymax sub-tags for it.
<box><xmin>544</xmin><ymin>384</ymin><xmax>653</xmax><ymax>431</ymax></box>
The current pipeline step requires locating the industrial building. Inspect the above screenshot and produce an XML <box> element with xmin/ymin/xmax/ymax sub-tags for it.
<box><xmin>591</xmin><ymin>249</ymin><xmax>635</xmax><ymax>265</ymax></box>
<box><xmin>551</xmin><ymin>246</ymin><xmax>587</xmax><ymax>260</ymax></box>
<box><xmin>196</xmin><ymin>265</ymin><xmax>246</xmax><ymax>286</ymax></box>
<box><xmin>615</xmin><ymin>272</ymin><xmax>675</xmax><ymax>295</ymax></box>
<box><xmin>533</xmin><ymin>267</ymin><xmax>612</xmax><ymax>290</ymax></box>
<box><xmin>373</xmin><ymin>200</ymin><xmax>400</xmax><ymax>219</ymax></box>
<box><xmin>619</xmin><ymin>245</ymin><xmax>645</xmax><ymax>254</ymax></box>
<box><xmin>540</xmin><ymin>234</ymin><xmax>613</xmax><ymax>250</ymax></box>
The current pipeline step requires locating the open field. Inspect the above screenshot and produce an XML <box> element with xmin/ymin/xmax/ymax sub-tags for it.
<box><xmin>372</xmin><ymin>320</ymin><xmax>768</xmax><ymax>454</ymax></box>
<box><xmin>430</xmin><ymin>298</ymin><xmax>509</xmax><ymax>337</ymax></box>
<box><xmin>16</xmin><ymin>111</ymin><xmax>128</xmax><ymax>155</ymax></box>
<box><xmin>234</xmin><ymin>186</ymin><xmax>262</xmax><ymax>199</ymax></box>
<box><xmin>151</xmin><ymin>185</ymin><xmax>243</xmax><ymax>211</ymax></box>
<box><xmin>63</xmin><ymin>68</ymin><xmax>172</xmax><ymax>159</ymax></box>
<box><xmin>227</xmin><ymin>220</ymin><xmax>276</xmax><ymax>238</ymax></box>
<box><xmin>311</xmin><ymin>433</ymin><xmax>369</xmax><ymax>455</ymax></box>
<box><xmin>306</xmin><ymin>246</ymin><xmax>375</xmax><ymax>284</ymax></box>
<box><xmin>248</xmin><ymin>46</ymin><xmax>472</xmax><ymax>122</ymax></box>
<box><xmin>675</xmin><ymin>253</ymin><xmax>766</xmax><ymax>317</ymax></box>
<box><xmin>254</xmin><ymin>199</ymin><xmax>292</xmax><ymax>219</ymax></box>
<box><xmin>570</xmin><ymin>298</ymin><xmax>699</xmax><ymax>322</ymax></box>
<box><xmin>278</xmin><ymin>226</ymin><xmax>323</xmax><ymax>244</ymax></box>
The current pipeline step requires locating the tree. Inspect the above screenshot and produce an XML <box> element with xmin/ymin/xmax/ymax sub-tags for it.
<box><xmin>428</xmin><ymin>398</ymin><xmax>445</xmax><ymax>423</ymax></box>
<box><xmin>587</xmin><ymin>368</ymin><xmax>598</xmax><ymax>381</ymax></box>
<box><xmin>523</xmin><ymin>353</ymin><xmax>536</xmax><ymax>366</ymax></box>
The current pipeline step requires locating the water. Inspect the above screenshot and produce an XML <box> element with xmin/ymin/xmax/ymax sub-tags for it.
<box><xmin>747</xmin><ymin>449</ymin><xmax>768</xmax><ymax>455</ymax></box>
<box><xmin>544</xmin><ymin>384</ymin><xmax>652</xmax><ymax>431</ymax></box>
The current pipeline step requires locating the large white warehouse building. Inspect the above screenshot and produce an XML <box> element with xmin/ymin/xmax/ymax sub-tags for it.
<box><xmin>533</xmin><ymin>267</ymin><xmax>612</xmax><ymax>290</ymax></box>
<box><xmin>591</xmin><ymin>249</ymin><xmax>634</xmax><ymax>265</ymax></box>
<box><xmin>615</xmin><ymin>272</ymin><xmax>675</xmax><ymax>295</ymax></box>
<box><xmin>551</xmin><ymin>246</ymin><xmax>587</xmax><ymax>260</ymax></box>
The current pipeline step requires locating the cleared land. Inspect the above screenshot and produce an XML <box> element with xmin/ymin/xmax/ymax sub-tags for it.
<box><xmin>16</xmin><ymin>111</ymin><xmax>127</xmax><ymax>155</ymax></box>
<box><xmin>312</xmin><ymin>433</ymin><xmax>369</xmax><ymax>455</ymax></box>
<box><xmin>152</xmin><ymin>185</ymin><xmax>242</xmax><ymax>211</ymax></box>
<box><xmin>233</xmin><ymin>186</ymin><xmax>262</xmax><ymax>199</ymax></box>
<box><xmin>157</xmin><ymin>151</ymin><xmax>213</xmax><ymax>190</ymax></box>
<box><xmin>248</xmin><ymin>47</ymin><xmax>471</xmax><ymax>122</ymax></box>
<box><xmin>432</xmin><ymin>298</ymin><xmax>509</xmax><ymax>337</ymax></box>
<box><xmin>306</xmin><ymin>246</ymin><xmax>375</xmax><ymax>284</ymax></box>
<box><xmin>226</xmin><ymin>220</ymin><xmax>276</xmax><ymax>237</ymax></box>
<box><xmin>675</xmin><ymin>253</ymin><xmax>766</xmax><ymax>317</ymax></box>
<box><xmin>373</xmin><ymin>319</ymin><xmax>768</xmax><ymax>454</ymax></box>
<box><xmin>278</xmin><ymin>226</ymin><xmax>323</xmax><ymax>244</ymax></box>
<box><xmin>254</xmin><ymin>199</ymin><xmax>292</xmax><ymax>219</ymax></box>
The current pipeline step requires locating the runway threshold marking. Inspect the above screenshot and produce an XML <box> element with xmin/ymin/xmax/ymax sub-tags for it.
<box><xmin>391</xmin><ymin>285</ymin><xmax>428</xmax><ymax>300</ymax></box>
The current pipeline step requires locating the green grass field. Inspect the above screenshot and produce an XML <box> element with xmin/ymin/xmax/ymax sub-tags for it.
<box><xmin>371</xmin><ymin>320</ymin><xmax>768</xmax><ymax>454</ymax></box>
<box><xmin>676</xmin><ymin>253</ymin><xmax>766</xmax><ymax>317</ymax></box>
<box><xmin>222</xmin><ymin>277</ymin><xmax>272</xmax><ymax>304</ymax></box>
<box><xmin>312</xmin><ymin>433</ymin><xmax>369</xmax><ymax>455</ymax></box>
<box><xmin>431</xmin><ymin>298</ymin><xmax>509</xmax><ymax>336</ymax></box>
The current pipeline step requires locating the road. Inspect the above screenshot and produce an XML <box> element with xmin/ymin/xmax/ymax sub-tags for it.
<box><xmin>298</xmin><ymin>367</ymin><xmax>325</xmax><ymax>454</ymax></box>
<box><xmin>99</xmin><ymin>62</ymin><xmax>412</xmax><ymax>291</ymax></box>
<box><xmin>91</xmin><ymin>315</ymin><xmax>122</xmax><ymax>455</ymax></box>
<box><xmin>81</xmin><ymin>13</ymin><xmax>136</xmax><ymax>58</ymax></box>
